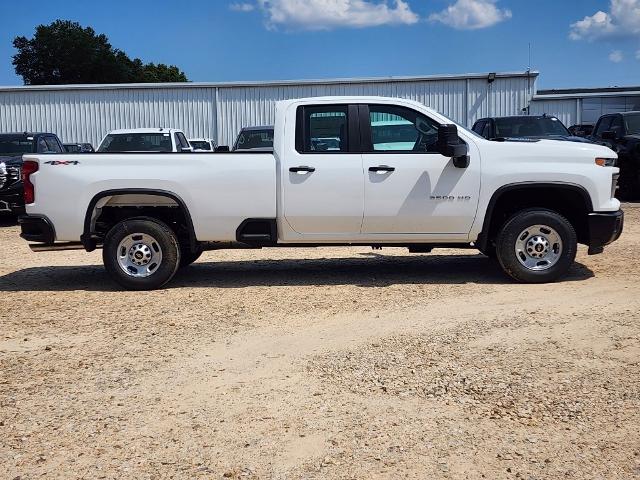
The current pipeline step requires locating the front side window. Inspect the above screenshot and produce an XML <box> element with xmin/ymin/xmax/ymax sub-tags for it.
<box><xmin>367</xmin><ymin>105</ymin><xmax>439</xmax><ymax>153</ymax></box>
<box><xmin>175</xmin><ymin>132</ymin><xmax>190</xmax><ymax>150</ymax></box>
<box><xmin>472</xmin><ymin>120</ymin><xmax>485</xmax><ymax>135</ymax></box>
<box><xmin>45</xmin><ymin>136</ymin><xmax>63</xmax><ymax>153</ymax></box>
<box><xmin>298</xmin><ymin>106</ymin><xmax>348</xmax><ymax>153</ymax></box>
<box><xmin>482</xmin><ymin>121</ymin><xmax>492</xmax><ymax>139</ymax></box>
<box><xmin>98</xmin><ymin>133</ymin><xmax>173</xmax><ymax>152</ymax></box>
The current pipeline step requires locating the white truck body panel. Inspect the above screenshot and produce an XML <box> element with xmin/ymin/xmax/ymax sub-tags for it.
<box><xmin>24</xmin><ymin>96</ymin><xmax>619</xmax><ymax>245</ymax></box>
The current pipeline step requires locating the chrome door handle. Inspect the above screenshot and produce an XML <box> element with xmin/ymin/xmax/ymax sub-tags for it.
<box><xmin>369</xmin><ymin>165</ymin><xmax>395</xmax><ymax>174</ymax></box>
<box><xmin>289</xmin><ymin>166</ymin><xmax>316</xmax><ymax>174</ymax></box>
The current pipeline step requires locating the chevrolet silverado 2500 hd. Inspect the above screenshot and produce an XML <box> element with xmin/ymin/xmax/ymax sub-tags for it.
<box><xmin>18</xmin><ymin>96</ymin><xmax>624</xmax><ymax>290</ymax></box>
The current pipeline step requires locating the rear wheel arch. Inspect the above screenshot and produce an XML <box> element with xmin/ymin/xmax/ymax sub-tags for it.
<box><xmin>477</xmin><ymin>182</ymin><xmax>593</xmax><ymax>251</ymax></box>
<box><xmin>82</xmin><ymin>189</ymin><xmax>197</xmax><ymax>252</ymax></box>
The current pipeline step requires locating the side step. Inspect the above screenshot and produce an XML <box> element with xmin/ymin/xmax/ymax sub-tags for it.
<box><xmin>29</xmin><ymin>242</ymin><xmax>86</xmax><ymax>252</ymax></box>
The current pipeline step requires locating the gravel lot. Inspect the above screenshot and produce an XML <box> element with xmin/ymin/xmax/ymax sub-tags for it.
<box><xmin>1</xmin><ymin>207</ymin><xmax>639</xmax><ymax>479</ymax></box>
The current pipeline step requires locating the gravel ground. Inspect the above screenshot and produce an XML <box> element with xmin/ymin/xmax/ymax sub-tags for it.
<box><xmin>0</xmin><ymin>207</ymin><xmax>639</xmax><ymax>479</ymax></box>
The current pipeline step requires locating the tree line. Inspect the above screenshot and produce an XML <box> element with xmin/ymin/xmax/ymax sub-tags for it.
<box><xmin>12</xmin><ymin>20</ymin><xmax>188</xmax><ymax>85</ymax></box>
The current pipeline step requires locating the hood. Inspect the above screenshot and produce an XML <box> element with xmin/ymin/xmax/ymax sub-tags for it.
<box><xmin>0</xmin><ymin>154</ymin><xmax>24</xmax><ymax>166</ymax></box>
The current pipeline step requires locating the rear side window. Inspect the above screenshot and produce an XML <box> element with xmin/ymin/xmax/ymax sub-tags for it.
<box><xmin>296</xmin><ymin>105</ymin><xmax>349</xmax><ymax>153</ymax></box>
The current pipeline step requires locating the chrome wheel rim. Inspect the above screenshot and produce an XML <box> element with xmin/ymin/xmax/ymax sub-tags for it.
<box><xmin>515</xmin><ymin>224</ymin><xmax>563</xmax><ymax>271</ymax></box>
<box><xmin>117</xmin><ymin>233</ymin><xmax>163</xmax><ymax>278</ymax></box>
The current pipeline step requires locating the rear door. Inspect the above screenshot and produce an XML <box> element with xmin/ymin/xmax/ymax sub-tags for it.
<box><xmin>360</xmin><ymin>104</ymin><xmax>480</xmax><ymax>235</ymax></box>
<box><xmin>281</xmin><ymin>104</ymin><xmax>364</xmax><ymax>235</ymax></box>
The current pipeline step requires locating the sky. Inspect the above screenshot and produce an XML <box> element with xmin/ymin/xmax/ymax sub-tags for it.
<box><xmin>0</xmin><ymin>0</ymin><xmax>638</xmax><ymax>89</ymax></box>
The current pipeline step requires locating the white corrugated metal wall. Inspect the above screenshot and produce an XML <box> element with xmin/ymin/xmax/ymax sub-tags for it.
<box><xmin>529</xmin><ymin>98</ymin><xmax>579</xmax><ymax>126</ymax></box>
<box><xmin>0</xmin><ymin>72</ymin><xmax>537</xmax><ymax>147</ymax></box>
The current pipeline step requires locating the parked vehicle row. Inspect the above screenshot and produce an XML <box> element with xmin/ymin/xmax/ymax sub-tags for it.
<box><xmin>18</xmin><ymin>96</ymin><xmax>623</xmax><ymax>290</ymax></box>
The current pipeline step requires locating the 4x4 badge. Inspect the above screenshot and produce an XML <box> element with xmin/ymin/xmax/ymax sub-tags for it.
<box><xmin>44</xmin><ymin>160</ymin><xmax>80</xmax><ymax>166</ymax></box>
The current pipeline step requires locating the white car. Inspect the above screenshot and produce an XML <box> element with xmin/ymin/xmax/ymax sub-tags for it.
<box><xmin>188</xmin><ymin>138</ymin><xmax>216</xmax><ymax>152</ymax></box>
<box><xmin>97</xmin><ymin>128</ymin><xmax>193</xmax><ymax>153</ymax></box>
<box><xmin>19</xmin><ymin>96</ymin><xmax>623</xmax><ymax>290</ymax></box>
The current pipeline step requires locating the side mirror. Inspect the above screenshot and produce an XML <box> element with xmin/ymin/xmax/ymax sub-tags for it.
<box><xmin>437</xmin><ymin>124</ymin><xmax>469</xmax><ymax>168</ymax></box>
<box><xmin>601</xmin><ymin>130</ymin><xmax>617</xmax><ymax>140</ymax></box>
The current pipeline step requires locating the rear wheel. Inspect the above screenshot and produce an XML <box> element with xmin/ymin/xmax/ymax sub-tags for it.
<box><xmin>103</xmin><ymin>218</ymin><xmax>180</xmax><ymax>290</ymax></box>
<box><xmin>495</xmin><ymin>209</ymin><xmax>577</xmax><ymax>283</ymax></box>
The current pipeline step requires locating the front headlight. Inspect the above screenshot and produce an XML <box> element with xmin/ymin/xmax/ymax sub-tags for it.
<box><xmin>595</xmin><ymin>157</ymin><xmax>617</xmax><ymax>167</ymax></box>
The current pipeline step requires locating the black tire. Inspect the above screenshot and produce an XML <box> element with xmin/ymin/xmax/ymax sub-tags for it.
<box><xmin>179</xmin><ymin>244</ymin><xmax>203</xmax><ymax>268</ymax></box>
<box><xmin>495</xmin><ymin>208</ymin><xmax>577</xmax><ymax>284</ymax></box>
<box><xmin>103</xmin><ymin>218</ymin><xmax>181</xmax><ymax>290</ymax></box>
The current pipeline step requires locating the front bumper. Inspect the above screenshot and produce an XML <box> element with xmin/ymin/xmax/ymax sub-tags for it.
<box><xmin>587</xmin><ymin>210</ymin><xmax>624</xmax><ymax>255</ymax></box>
<box><xmin>18</xmin><ymin>215</ymin><xmax>56</xmax><ymax>244</ymax></box>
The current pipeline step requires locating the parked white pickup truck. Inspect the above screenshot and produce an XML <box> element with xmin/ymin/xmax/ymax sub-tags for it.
<box><xmin>19</xmin><ymin>96</ymin><xmax>623</xmax><ymax>290</ymax></box>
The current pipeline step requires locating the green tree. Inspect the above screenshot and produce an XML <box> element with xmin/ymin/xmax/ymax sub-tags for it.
<box><xmin>12</xmin><ymin>20</ymin><xmax>188</xmax><ymax>85</ymax></box>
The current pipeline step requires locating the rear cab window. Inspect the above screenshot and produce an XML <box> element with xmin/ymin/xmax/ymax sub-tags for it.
<box><xmin>296</xmin><ymin>105</ymin><xmax>350</xmax><ymax>153</ymax></box>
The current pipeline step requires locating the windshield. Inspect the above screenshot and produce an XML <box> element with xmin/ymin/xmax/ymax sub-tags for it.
<box><xmin>624</xmin><ymin>114</ymin><xmax>640</xmax><ymax>135</ymax></box>
<box><xmin>234</xmin><ymin>129</ymin><xmax>274</xmax><ymax>150</ymax></box>
<box><xmin>190</xmin><ymin>140</ymin><xmax>212</xmax><ymax>150</ymax></box>
<box><xmin>494</xmin><ymin>117</ymin><xmax>570</xmax><ymax>138</ymax></box>
<box><xmin>0</xmin><ymin>137</ymin><xmax>35</xmax><ymax>155</ymax></box>
<box><xmin>98</xmin><ymin>133</ymin><xmax>173</xmax><ymax>152</ymax></box>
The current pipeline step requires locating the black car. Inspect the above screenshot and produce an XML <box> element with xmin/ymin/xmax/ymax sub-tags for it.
<box><xmin>0</xmin><ymin>132</ymin><xmax>65</xmax><ymax>215</ymax></box>
<box><xmin>472</xmin><ymin>115</ymin><xmax>592</xmax><ymax>143</ymax></box>
<box><xmin>589</xmin><ymin>111</ymin><xmax>640</xmax><ymax>200</ymax></box>
<box><xmin>64</xmin><ymin>142</ymin><xmax>94</xmax><ymax>153</ymax></box>
<box><xmin>568</xmin><ymin>124</ymin><xmax>594</xmax><ymax>137</ymax></box>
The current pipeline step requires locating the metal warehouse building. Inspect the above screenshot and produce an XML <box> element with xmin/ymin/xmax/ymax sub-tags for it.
<box><xmin>530</xmin><ymin>86</ymin><xmax>640</xmax><ymax>127</ymax></box>
<box><xmin>0</xmin><ymin>71</ymin><xmax>537</xmax><ymax>148</ymax></box>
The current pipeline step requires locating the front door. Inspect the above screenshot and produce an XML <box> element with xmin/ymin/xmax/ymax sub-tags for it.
<box><xmin>360</xmin><ymin>104</ymin><xmax>480</xmax><ymax>235</ymax></box>
<box><xmin>281</xmin><ymin>104</ymin><xmax>364</xmax><ymax>235</ymax></box>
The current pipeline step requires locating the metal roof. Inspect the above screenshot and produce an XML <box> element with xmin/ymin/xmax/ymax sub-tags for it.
<box><xmin>535</xmin><ymin>85</ymin><xmax>640</xmax><ymax>100</ymax></box>
<box><xmin>0</xmin><ymin>70</ymin><xmax>539</xmax><ymax>93</ymax></box>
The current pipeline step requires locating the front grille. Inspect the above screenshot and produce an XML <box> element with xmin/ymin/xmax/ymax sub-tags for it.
<box><xmin>0</xmin><ymin>165</ymin><xmax>21</xmax><ymax>190</ymax></box>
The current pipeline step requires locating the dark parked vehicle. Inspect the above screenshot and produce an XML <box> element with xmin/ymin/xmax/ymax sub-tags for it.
<box><xmin>64</xmin><ymin>142</ymin><xmax>94</xmax><ymax>153</ymax></box>
<box><xmin>233</xmin><ymin>126</ymin><xmax>274</xmax><ymax>152</ymax></box>
<box><xmin>589</xmin><ymin>111</ymin><xmax>640</xmax><ymax>200</ymax></box>
<box><xmin>0</xmin><ymin>132</ymin><xmax>64</xmax><ymax>215</ymax></box>
<box><xmin>472</xmin><ymin>115</ymin><xmax>591</xmax><ymax>143</ymax></box>
<box><xmin>568</xmin><ymin>124</ymin><xmax>594</xmax><ymax>137</ymax></box>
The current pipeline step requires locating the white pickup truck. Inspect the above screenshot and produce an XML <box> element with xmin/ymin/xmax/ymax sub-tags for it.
<box><xmin>19</xmin><ymin>96</ymin><xmax>623</xmax><ymax>290</ymax></box>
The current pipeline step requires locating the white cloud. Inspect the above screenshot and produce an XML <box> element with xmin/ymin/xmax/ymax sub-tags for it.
<box><xmin>570</xmin><ymin>0</ymin><xmax>640</xmax><ymax>40</ymax></box>
<box><xmin>609</xmin><ymin>50</ymin><xmax>624</xmax><ymax>62</ymax></box>
<box><xmin>245</xmin><ymin>0</ymin><xmax>418</xmax><ymax>30</ymax></box>
<box><xmin>428</xmin><ymin>0</ymin><xmax>512</xmax><ymax>30</ymax></box>
<box><xmin>230</xmin><ymin>3</ymin><xmax>255</xmax><ymax>11</ymax></box>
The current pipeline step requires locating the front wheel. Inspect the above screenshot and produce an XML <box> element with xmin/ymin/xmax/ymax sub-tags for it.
<box><xmin>103</xmin><ymin>218</ymin><xmax>181</xmax><ymax>290</ymax></box>
<box><xmin>495</xmin><ymin>209</ymin><xmax>577</xmax><ymax>283</ymax></box>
